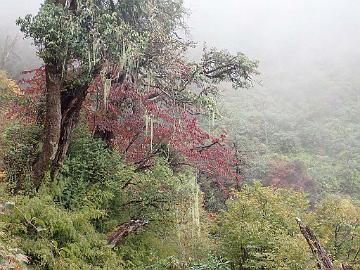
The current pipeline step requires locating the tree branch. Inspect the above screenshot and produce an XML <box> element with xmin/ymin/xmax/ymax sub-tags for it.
<box><xmin>107</xmin><ymin>220</ymin><xmax>148</xmax><ymax>247</ymax></box>
<box><xmin>296</xmin><ymin>217</ymin><xmax>335</xmax><ymax>270</ymax></box>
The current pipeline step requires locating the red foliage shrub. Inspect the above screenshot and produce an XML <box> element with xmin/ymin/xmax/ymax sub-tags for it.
<box><xmin>266</xmin><ymin>159</ymin><xmax>316</xmax><ymax>191</ymax></box>
<box><xmin>11</xmin><ymin>67</ymin><xmax>240</xmax><ymax>184</ymax></box>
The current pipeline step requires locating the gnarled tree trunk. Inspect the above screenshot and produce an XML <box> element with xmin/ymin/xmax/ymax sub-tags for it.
<box><xmin>33</xmin><ymin>76</ymin><xmax>93</xmax><ymax>187</ymax></box>
<box><xmin>50</xmin><ymin>84</ymin><xmax>89</xmax><ymax>179</ymax></box>
<box><xmin>32</xmin><ymin>63</ymin><xmax>62</xmax><ymax>188</ymax></box>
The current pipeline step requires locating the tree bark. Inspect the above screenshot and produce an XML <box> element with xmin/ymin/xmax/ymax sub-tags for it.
<box><xmin>342</xmin><ymin>264</ymin><xmax>353</xmax><ymax>270</ymax></box>
<box><xmin>297</xmin><ymin>218</ymin><xmax>355</xmax><ymax>270</ymax></box>
<box><xmin>33</xmin><ymin>76</ymin><xmax>95</xmax><ymax>187</ymax></box>
<box><xmin>32</xmin><ymin>63</ymin><xmax>62</xmax><ymax>188</ymax></box>
<box><xmin>107</xmin><ymin>220</ymin><xmax>148</xmax><ymax>247</ymax></box>
<box><xmin>296</xmin><ymin>218</ymin><xmax>335</xmax><ymax>270</ymax></box>
<box><xmin>50</xmin><ymin>85</ymin><xmax>88</xmax><ymax>179</ymax></box>
<box><xmin>32</xmin><ymin>61</ymin><xmax>105</xmax><ymax>188</ymax></box>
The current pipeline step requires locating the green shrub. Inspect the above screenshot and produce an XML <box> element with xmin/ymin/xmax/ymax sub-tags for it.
<box><xmin>2</xmin><ymin>195</ymin><xmax>123</xmax><ymax>269</ymax></box>
<box><xmin>188</xmin><ymin>256</ymin><xmax>231</xmax><ymax>270</ymax></box>
<box><xmin>1</xmin><ymin>123</ymin><xmax>41</xmax><ymax>193</ymax></box>
<box><xmin>1</xmin><ymin>125</ymin><xmax>214</xmax><ymax>269</ymax></box>
<box><xmin>56</xmin><ymin>131</ymin><xmax>121</xmax><ymax>210</ymax></box>
<box><xmin>218</xmin><ymin>182</ymin><xmax>315</xmax><ymax>270</ymax></box>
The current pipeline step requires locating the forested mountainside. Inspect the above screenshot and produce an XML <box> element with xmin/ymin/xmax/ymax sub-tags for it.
<box><xmin>0</xmin><ymin>0</ymin><xmax>359</xmax><ymax>270</ymax></box>
<box><xmin>221</xmin><ymin>84</ymin><xmax>360</xmax><ymax>201</ymax></box>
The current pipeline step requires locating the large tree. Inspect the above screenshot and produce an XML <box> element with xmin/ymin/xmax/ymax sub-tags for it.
<box><xmin>17</xmin><ymin>0</ymin><xmax>257</xmax><ymax>187</ymax></box>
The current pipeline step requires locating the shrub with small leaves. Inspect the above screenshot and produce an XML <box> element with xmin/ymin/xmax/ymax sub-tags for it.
<box><xmin>1</xmin><ymin>123</ymin><xmax>41</xmax><ymax>193</ymax></box>
<box><xmin>3</xmin><ymin>195</ymin><xmax>123</xmax><ymax>269</ymax></box>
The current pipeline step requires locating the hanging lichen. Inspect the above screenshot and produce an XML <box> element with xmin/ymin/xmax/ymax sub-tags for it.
<box><xmin>88</xmin><ymin>49</ymin><xmax>92</xmax><ymax>74</ymax></box>
<box><xmin>143</xmin><ymin>70</ymin><xmax>155</xmax><ymax>95</ymax></box>
<box><xmin>69</xmin><ymin>15</ymin><xmax>75</xmax><ymax>35</ymax></box>
<box><xmin>93</xmin><ymin>40</ymin><xmax>98</xmax><ymax>66</ymax></box>
<box><xmin>119</xmin><ymin>41</ymin><xmax>127</xmax><ymax>71</ymax></box>
<box><xmin>212</xmin><ymin>110</ymin><xmax>215</xmax><ymax>127</ymax></box>
<box><xmin>127</xmin><ymin>55</ymin><xmax>133</xmax><ymax>71</ymax></box>
<box><xmin>173</xmin><ymin>121</ymin><xmax>177</xmax><ymax>136</ymax></box>
<box><xmin>175</xmin><ymin>208</ymin><xmax>184</xmax><ymax>258</ymax></box>
<box><xmin>103</xmin><ymin>78</ymin><xmax>111</xmax><ymax>110</ymax></box>
<box><xmin>191</xmin><ymin>176</ymin><xmax>201</xmax><ymax>238</ymax></box>
<box><xmin>207</xmin><ymin>108</ymin><xmax>217</xmax><ymax>135</ymax></box>
<box><xmin>144</xmin><ymin>111</ymin><xmax>149</xmax><ymax>136</ymax></box>
<box><xmin>167</xmin><ymin>143</ymin><xmax>170</xmax><ymax>159</ymax></box>
<box><xmin>147</xmin><ymin>72</ymin><xmax>152</xmax><ymax>92</ymax></box>
<box><xmin>150</xmin><ymin>117</ymin><xmax>154</xmax><ymax>152</ymax></box>
<box><xmin>208</xmin><ymin>110</ymin><xmax>212</xmax><ymax>134</ymax></box>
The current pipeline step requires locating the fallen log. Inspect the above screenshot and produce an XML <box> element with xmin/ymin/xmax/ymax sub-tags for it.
<box><xmin>107</xmin><ymin>219</ymin><xmax>148</xmax><ymax>248</ymax></box>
